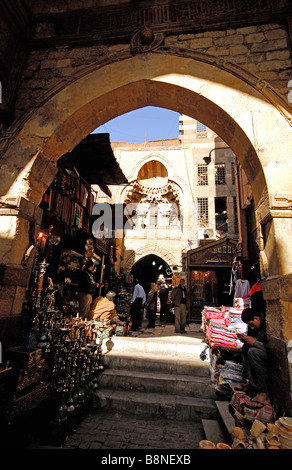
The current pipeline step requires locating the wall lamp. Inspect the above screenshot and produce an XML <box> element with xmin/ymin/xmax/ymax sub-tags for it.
<box><xmin>203</xmin><ymin>147</ymin><xmax>231</xmax><ymax>165</ymax></box>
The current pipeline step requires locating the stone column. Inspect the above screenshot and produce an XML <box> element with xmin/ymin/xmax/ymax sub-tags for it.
<box><xmin>257</xmin><ymin>201</ymin><xmax>292</xmax><ymax>416</ymax></box>
<box><xmin>0</xmin><ymin>195</ymin><xmax>42</xmax><ymax>353</ymax></box>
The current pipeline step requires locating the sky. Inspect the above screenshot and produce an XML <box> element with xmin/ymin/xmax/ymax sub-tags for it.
<box><xmin>92</xmin><ymin>106</ymin><xmax>180</xmax><ymax>143</ymax></box>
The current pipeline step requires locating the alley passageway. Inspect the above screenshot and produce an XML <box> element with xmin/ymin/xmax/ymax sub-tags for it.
<box><xmin>1</xmin><ymin>1</ymin><xmax>292</xmax><ymax>453</ymax></box>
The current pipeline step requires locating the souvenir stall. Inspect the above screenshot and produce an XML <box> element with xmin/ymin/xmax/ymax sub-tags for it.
<box><xmin>0</xmin><ymin>254</ymin><xmax>109</xmax><ymax>446</ymax></box>
<box><xmin>201</xmin><ymin>298</ymin><xmax>249</xmax><ymax>399</ymax></box>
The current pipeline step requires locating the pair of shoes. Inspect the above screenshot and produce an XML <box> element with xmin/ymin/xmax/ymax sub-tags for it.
<box><xmin>181</xmin><ymin>330</ymin><xmax>187</xmax><ymax>333</ymax></box>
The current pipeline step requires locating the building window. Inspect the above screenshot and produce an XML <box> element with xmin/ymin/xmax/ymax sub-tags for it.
<box><xmin>198</xmin><ymin>164</ymin><xmax>208</xmax><ymax>185</ymax></box>
<box><xmin>215</xmin><ymin>164</ymin><xmax>225</xmax><ymax>185</ymax></box>
<box><xmin>197</xmin><ymin>198</ymin><xmax>209</xmax><ymax>226</ymax></box>
<box><xmin>197</xmin><ymin>121</ymin><xmax>206</xmax><ymax>132</ymax></box>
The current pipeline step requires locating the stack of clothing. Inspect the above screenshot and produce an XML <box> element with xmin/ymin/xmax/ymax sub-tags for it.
<box><xmin>202</xmin><ymin>304</ymin><xmax>247</xmax><ymax>350</ymax></box>
<box><xmin>227</xmin><ymin>306</ymin><xmax>248</xmax><ymax>336</ymax></box>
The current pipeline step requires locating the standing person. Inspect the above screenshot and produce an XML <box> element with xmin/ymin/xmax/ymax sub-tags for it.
<box><xmin>171</xmin><ymin>278</ymin><xmax>188</xmax><ymax>333</ymax></box>
<box><xmin>159</xmin><ymin>283</ymin><xmax>169</xmax><ymax>324</ymax></box>
<box><xmin>78</xmin><ymin>260</ymin><xmax>102</xmax><ymax>319</ymax></box>
<box><xmin>130</xmin><ymin>279</ymin><xmax>146</xmax><ymax>331</ymax></box>
<box><xmin>146</xmin><ymin>283</ymin><xmax>158</xmax><ymax>328</ymax></box>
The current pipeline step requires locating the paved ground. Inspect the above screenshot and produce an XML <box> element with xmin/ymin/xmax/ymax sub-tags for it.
<box><xmin>62</xmin><ymin>409</ymin><xmax>205</xmax><ymax>450</ymax></box>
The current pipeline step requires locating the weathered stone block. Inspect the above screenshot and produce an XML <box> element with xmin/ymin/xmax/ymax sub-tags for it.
<box><xmin>268</xmin><ymin>335</ymin><xmax>291</xmax><ymax>416</ymax></box>
<box><xmin>214</xmin><ymin>35</ymin><xmax>243</xmax><ymax>46</ymax></box>
<box><xmin>266</xmin><ymin>50</ymin><xmax>291</xmax><ymax>61</ymax></box>
<box><xmin>189</xmin><ymin>37</ymin><xmax>213</xmax><ymax>49</ymax></box>
<box><xmin>0</xmin><ymin>285</ymin><xmax>17</xmax><ymax>317</ymax></box>
<box><xmin>229</xmin><ymin>44</ymin><xmax>248</xmax><ymax>55</ymax></box>
<box><xmin>11</xmin><ymin>286</ymin><xmax>27</xmax><ymax>316</ymax></box>
<box><xmin>264</xmin><ymin>28</ymin><xmax>288</xmax><ymax>40</ymax></box>
<box><xmin>0</xmin><ymin>264</ymin><xmax>31</xmax><ymax>288</ymax></box>
<box><xmin>245</xmin><ymin>32</ymin><xmax>265</xmax><ymax>44</ymax></box>
<box><xmin>40</xmin><ymin>59</ymin><xmax>57</xmax><ymax>70</ymax></box>
<box><xmin>251</xmin><ymin>38</ymin><xmax>288</xmax><ymax>53</ymax></box>
<box><xmin>236</xmin><ymin>26</ymin><xmax>258</xmax><ymax>35</ymax></box>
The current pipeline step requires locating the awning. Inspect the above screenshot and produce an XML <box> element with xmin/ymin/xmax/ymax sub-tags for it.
<box><xmin>60</xmin><ymin>133</ymin><xmax>128</xmax><ymax>195</ymax></box>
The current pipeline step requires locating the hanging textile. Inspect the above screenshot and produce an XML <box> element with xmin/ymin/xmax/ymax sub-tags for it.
<box><xmin>234</xmin><ymin>279</ymin><xmax>250</xmax><ymax>298</ymax></box>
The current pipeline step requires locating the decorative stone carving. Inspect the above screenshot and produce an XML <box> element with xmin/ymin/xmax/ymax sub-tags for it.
<box><xmin>130</xmin><ymin>26</ymin><xmax>164</xmax><ymax>54</ymax></box>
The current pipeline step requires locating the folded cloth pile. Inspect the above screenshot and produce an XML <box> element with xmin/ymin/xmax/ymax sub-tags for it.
<box><xmin>220</xmin><ymin>360</ymin><xmax>244</xmax><ymax>383</ymax></box>
<box><xmin>206</xmin><ymin>320</ymin><xmax>238</xmax><ymax>349</ymax></box>
<box><xmin>227</xmin><ymin>306</ymin><xmax>248</xmax><ymax>335</ymax></box>
<box><xmin>202</xmin><ymin>305</ymin><xmax>246</xmax><ymax>350</ymax></box>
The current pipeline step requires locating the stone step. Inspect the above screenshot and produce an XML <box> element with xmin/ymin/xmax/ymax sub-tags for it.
<box><xmin>96</xmin><ymin>389</ymin><xmax>218</xmax><ymax>422</ymax></box>
<box><xmin>202</xmin><ymin>419</ymin><xmax>226</xmax><ymax>445</ymax></box>
<box><xmin>98</xmin><ymin>368</ymin><xmax>216</xmax><ymax>399</ymax></box>
<box><xmin>215</xmin><ymin>400</ymin><xmax>235</xmax><ymax>443</ymax></box>
<box><xmin>102</xmin><ymin>351</ymin><xmax>210</xmax><ymax>377</ymax></box>
<box><xmin>102</xmin><ymin>334</ymin><xmax>206</xmax><ymax>359</ymax></box>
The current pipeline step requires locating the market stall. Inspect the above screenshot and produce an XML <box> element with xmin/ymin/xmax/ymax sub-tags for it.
<box><xmin>201</xmin><ymin>298</ymin><xmax>248</xmax><ymax>398</ymax></box>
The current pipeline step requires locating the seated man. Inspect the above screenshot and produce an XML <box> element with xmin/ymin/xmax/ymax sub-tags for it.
<box><xmin>237</xmin><ymin>307</ymin><xmax>270</xmax><ymax>405</ymax></box>
<box><xmin>90</xmin><ymin>291</ymin><xmax>116</xmax><ymax>322</ymax></box>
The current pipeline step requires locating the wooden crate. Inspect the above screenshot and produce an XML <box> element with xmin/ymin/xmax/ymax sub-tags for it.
<box><xmin>10</xmin><ymin>381</ymin><xmax>51</xmax><ymax>419</ymax></box>
<box><xmin>7</xmin><ymin>347</ymin><xmax>42</xmax><ymax>369</ymax></box>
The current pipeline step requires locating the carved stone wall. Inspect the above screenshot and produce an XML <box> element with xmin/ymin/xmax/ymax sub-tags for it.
<box><xmin>11</xmin><ymin>22</ymin><xmax>291</xmax><ymax>123</ymax></box>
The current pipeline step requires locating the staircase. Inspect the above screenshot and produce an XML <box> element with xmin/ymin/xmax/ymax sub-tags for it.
<box><xmin>97</xmin><ymin>332</ymin><xmax>222</xmax><ymax>426</ymax></box>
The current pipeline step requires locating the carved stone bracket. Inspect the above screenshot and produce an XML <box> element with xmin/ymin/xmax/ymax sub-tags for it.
<box><xmin>131</xmin><ymin>26</ymin><xmax>164</xmax><ymax>54</ymax></box>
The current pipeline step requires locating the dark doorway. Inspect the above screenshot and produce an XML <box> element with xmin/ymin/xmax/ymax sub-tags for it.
<box><xmin>131</xmin><ymin>254</ymin><xmax>171</xmax><ymax>293</ymax></box>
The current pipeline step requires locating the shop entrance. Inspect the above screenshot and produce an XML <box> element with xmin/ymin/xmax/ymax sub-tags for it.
<box><xmin>130</xmin><ymin>254</ymin><xmax>172</xmax><ymax>293</ymax></box>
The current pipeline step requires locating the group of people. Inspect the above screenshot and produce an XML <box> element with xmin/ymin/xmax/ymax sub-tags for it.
<box><xmin>129</xmin><ymin>277</ymin><xmax>189</xmax><ymax>333</ymax></box>
<box><xmin>77</xmin><ymin>261</ymin><xmax>190</xmax><ymax>334</ymax></box>
<box><xmin>77</xmin><ymin>259</ymin><xmax>116</xmax><ymax>322</ymax></box>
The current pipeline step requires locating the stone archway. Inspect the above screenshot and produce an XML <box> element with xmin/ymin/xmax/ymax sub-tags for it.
<box><xmin>0</xmin><ymin>50</ymin><xmax>292</xmax><ymax>414</ymax></box>
<box><xmin>3</xmin><ymin>50</ymin><xmax>292</xmax><ymax>206</ymax></box>
<box><xmin>123</xmin><ymin>246</ymin><xmax>177</xmax><ymax>276</ymax></box>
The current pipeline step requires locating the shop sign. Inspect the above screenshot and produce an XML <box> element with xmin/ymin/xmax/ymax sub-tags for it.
<box><xmin>211</xmin><ymin>245</ymin><xmax>236</xmax><ymax>254</ymax></box>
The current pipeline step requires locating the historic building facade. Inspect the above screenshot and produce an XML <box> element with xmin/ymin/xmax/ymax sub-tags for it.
<box><xmin>95</xmin><ymin>116</ymin><xmax>239</xmax><ymax>282</ymax></box>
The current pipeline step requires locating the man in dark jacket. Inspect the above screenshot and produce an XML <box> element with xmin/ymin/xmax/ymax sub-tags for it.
<box><xmin>78</xmin><ymin>260</ymin><xmax>102</xmax><ymax>319</ymax></box>
<box><xmin>171</xmin><ymin>278</ymin><xmax>188</xmax><ymax>333</ymax></box>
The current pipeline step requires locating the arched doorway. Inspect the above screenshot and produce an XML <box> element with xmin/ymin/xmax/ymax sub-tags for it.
<box><xmin>131</xmin><ymin>254</ymin><xmax>172</xmax><ymax>293</ymax></box>
<box><xmin>0</xmin><ymin>50</ymin><xmax>291</xmax><ymax>414</ymax></box>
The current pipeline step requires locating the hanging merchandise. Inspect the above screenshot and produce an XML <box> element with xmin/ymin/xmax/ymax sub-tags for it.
<box><xmin>234</xmin><ymin>279</ymin><xmax>250</xmax><ymax>298</ymax></box>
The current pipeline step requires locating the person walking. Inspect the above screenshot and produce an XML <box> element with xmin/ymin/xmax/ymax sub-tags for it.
<box><xmin>130</xmin><ymin>279</ymin><xmax>146</xmax><ymax>331</ymax></box>
<box><xmin>78</xmin><ymin>260</ymin><xmax>102</xmax><ymax>319</ymax></box>
<box><xmin>146</xmin><ymin>283</ymin><xmax>158</xmax><ymax>328</ymax></box>
<box><xmin>171</xmin><ymin>278</ymin><xmax>188</xmax><ymax>333</ymax></box>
